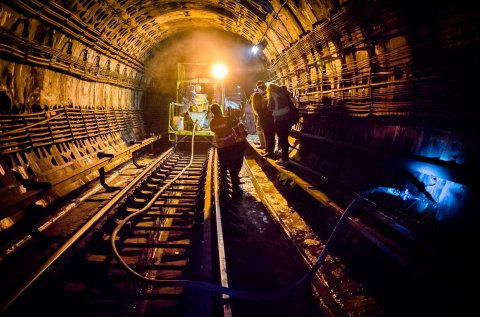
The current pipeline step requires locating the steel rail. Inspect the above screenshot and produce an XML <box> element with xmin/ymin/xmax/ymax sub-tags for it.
<box><xmin>0</xmin><ymin>147</ymin><xmax>174</xmax><ymax>314</ymax></box>
<box><xmin>213</xmin><ymin>149</ymin><xmax>232</xmax><ymax>317</ymax></box>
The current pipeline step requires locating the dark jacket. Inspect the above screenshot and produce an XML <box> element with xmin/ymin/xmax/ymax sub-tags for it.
<box><xmin>267</xmin><ymin>85</ymin><xmax>292</xmax><ymax>121</ymax></box>
<box><xmin>210</xmin><ymin>115</ymin><xmax>246</xmax><ymax>148</ymax></box>
<box><xmin>250</xmin><ymin>91</ymin><xmax>272</xmax><ymax>121</ymax></box>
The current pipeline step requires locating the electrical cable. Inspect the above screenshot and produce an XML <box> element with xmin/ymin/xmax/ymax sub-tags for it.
<box><xmin>111</xmin><ymin>164</ymin><xmax>418</xmax><ymax>302</ymax></box>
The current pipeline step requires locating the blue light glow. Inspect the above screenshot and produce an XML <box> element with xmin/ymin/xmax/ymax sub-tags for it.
<box><xmin>405</xmin><ymin>162</ymin><xmax>467</xmax><ymax>222</ymax></box>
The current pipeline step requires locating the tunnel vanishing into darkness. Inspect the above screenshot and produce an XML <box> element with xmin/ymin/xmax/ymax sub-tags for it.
<box><xmin>0</xmin><ymin>0</ymin><xmax>478</xmax><ymax>315</ymax></box>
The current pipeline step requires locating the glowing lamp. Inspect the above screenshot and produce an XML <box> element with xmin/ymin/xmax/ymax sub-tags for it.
<box><xmin>211</xmin><ymin>63</ymin><xmax>227</xmax><ymax>79</ymax></box>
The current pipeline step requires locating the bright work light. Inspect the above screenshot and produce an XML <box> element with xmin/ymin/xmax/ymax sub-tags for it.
<box><xmin>211</xmin><ymin>63</ymin><xmax>227</xmax><ymax>79</ymax></box>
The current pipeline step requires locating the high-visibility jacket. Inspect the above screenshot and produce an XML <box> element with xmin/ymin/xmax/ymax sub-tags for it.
<box><xmin>210</xmin><ymin>115</ymin><xmax>245</xmax><ymax>148</ymax></box>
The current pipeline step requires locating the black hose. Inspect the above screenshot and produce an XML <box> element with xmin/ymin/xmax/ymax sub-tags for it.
<box><xmin>111</xmin><ymin>182</ymin><xmax>405</xmax><ymax>301</ymax></box>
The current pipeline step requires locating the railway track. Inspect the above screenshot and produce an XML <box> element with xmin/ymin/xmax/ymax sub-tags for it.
<box><xmin>1</xmin><ymin>139</ymin><xmax>466</xmax><ymax>317</ymax></box>
<box><xmin>0</xmin><ymin>138</ymin><xmax>328</xmax><ymax>317</ymax></box>
<box><xmin>0</xmin><ymin>147</ymin><xmax>224</xmax><ymax>316</ymax></box>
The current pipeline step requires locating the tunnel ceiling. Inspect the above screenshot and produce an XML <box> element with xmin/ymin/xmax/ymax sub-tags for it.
<box><xmin>1</xmin><ymin>0</ymin><xmax>477</xmax><ymax>120</ymax></box>
<box><xmin>6</xmin><ymin>0</ymin><xmax>333</xmax><ymax>64</ymax></box>
<box><xmin>60</xmin><ymin>0</ymin><xmax>328</xmax><ymax>61</ymax></box>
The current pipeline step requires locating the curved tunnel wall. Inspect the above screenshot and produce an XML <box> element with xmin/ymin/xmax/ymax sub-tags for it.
<box><xmin>265</xmin><ymin>0</ymin><xmax>478</xmax><ymax>229</ymax></box>
<box><xmin>0</xmin><ymin>0</ymin><xmax>478</xmax><ymax>235</ymax></box>
<box><xmin>0</xmin><ymin>1</ymin><xmax>148</xmax><ymax>226</ymax></box>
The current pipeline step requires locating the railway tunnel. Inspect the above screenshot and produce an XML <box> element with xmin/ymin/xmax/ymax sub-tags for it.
<box><xmin>0</xmin><ymin>0</ymin><xmax>478</xmax><ymax>316</ymax></box>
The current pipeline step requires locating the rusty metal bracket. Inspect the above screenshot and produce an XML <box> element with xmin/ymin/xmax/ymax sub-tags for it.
<box><xmin>97</xmin><ymin>152</ymin><xmax>114</xmax><ymax>159</ymax></box>
<box><xmin>97</xmin><ymin>152</ymin><xmax>118</xmax><ymax>191</ymax></box>
<box><xmin>132</xmin><ymin>151</ymin><xmax>144</xmax><ymax>168</ymax></box>
<box><xmin>22</xmin><ymin>179</ymin><xmax>52</xmax><ymax>190</ymax></box>
<box><xmin>129</xmin><ymin>141</ymin><xmax>145</xmax><ymax>168</ymax></box>
<box><xmin>99</xmin><ymin>166</ymin><xmax>119</xmax><ymax>192</ymax></box>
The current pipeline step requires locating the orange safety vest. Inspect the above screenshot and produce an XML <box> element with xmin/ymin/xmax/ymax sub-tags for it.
<box><xmin>210</xmin><ymin>116</ymin><xmax>238</xmax><ymax>148</ymax></box>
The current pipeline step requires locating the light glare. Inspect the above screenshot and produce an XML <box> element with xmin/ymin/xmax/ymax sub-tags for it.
<box><xmin>212</xmin><ymin>63</ymin><xmax>227</xmax><ymax>79</ymax></box>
